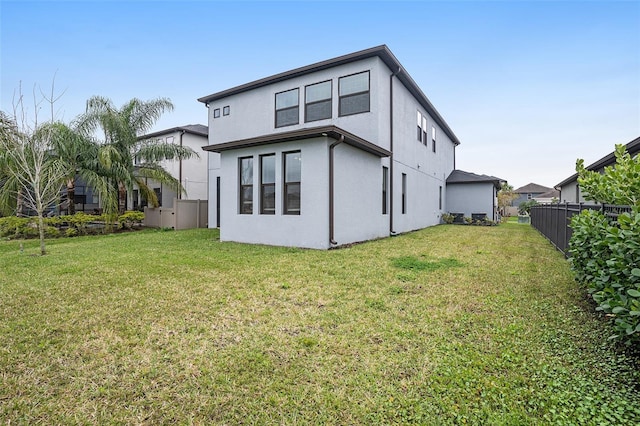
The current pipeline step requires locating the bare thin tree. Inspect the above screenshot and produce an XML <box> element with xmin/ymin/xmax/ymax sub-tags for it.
<box><xmin>0</xmin><ymin>83</ymin><xmax>67</xmax><ymax>255</ymax></box>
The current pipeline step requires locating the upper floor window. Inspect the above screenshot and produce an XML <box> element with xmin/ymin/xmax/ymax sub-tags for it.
<box><xmin>213</xmin><ymin>108</ymin><xmax>221</xmax><ymax>118</ymax></box>
<box><xmin>223</xmin><ymin>106</ymin><xmax>230</xmax><ymax>116</ymax></box>
<box><xmin>275</xmin><ymin>89</ymin><xmax>299</xmax><ymax>128</ymax></box>
<box><xmin>239</xmin><ymin>156</ymin><xmax>253</xmax><ymax>214</ymax></box>
<box><xmin>305</xmin><ymin>81</ymin><xmax>332</xmax><ymax>122</ymax></box>
<box><xmin>431</xmin><ymin>125</ymin><xmax>436</xmax><ymax>152</ymax></box>
<box><xmin>339</xmin><ymin>71</ymin><xmax>370</xmax><ymax>116</ymax></box>
<box><xmin>283</xmin><ymin>151</ymin><xmax>301</xmax><ymax>215</ymax></box>
<box><xmin>417</xmin><ymin>111</ymin><xmax>422</xmax><ymax>142</ymax></box>
<box><xmin>260</xmin><ymin>154</ymin><xmax>276</xmax><ymax>215</ymax></box>
<box><xmin>422</xmin><ymin>116</ymin><xmax>427</xmax><ymax>145</ymax></box>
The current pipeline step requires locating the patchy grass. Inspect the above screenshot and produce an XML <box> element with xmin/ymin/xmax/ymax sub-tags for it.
<box><xmin>1</xmin><ymin>224</ymin><xmax>638</xmax><ymax>424</ymax></box>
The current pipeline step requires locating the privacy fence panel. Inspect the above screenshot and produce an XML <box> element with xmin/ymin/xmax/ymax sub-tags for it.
<box><xmin>530</xmin><ymin>203</ymin><xmax>631</xmax><ymax>257</ymax></box>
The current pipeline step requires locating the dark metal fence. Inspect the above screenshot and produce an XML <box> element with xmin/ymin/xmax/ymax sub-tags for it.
<box><xmin>530</xmin><ymin>203</ymin><xmax>632</xmax><ymax>257</ymax></box>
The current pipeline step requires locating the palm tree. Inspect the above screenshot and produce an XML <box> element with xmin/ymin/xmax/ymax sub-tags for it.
<box><xmin>46</xmin><ymin>122</ymin><xmax>117</xmax><ymax>215</ymax></box>
<box><xmin>0</xmin><ymin>112</ymin><xmax>20</xmax><ymax>216</ymax></box>
<box><xmin>76</xmin><ymin>96</ymin><xmax>198</xmax><ymax>214</ymax></box>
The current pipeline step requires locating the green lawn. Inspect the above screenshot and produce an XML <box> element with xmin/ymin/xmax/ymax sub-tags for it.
<box><xmin>1</xmin><ymin>224</ymin><xmax>638</xmax><ymax>424</ymax></box>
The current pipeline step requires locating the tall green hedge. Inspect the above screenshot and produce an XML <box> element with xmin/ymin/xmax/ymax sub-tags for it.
<box><xmin>570</xmin><ymin>209</ymin><xmax>640</xmax><ymax>344</ymax></box>
<box><xmin>569</xmin><ymin>144</ymin><xmax>640</xmax><ymax>345</ymax></box>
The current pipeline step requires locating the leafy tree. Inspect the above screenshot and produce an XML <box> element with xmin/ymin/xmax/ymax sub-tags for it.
<box><xmin>47</xmin><ymin>122</ymin><xmax>117</xmax><ymax>215</ymax></box>
<box><xmin>576</xmin><ymin>144</ymin><xmax>640</xmax><ymax>206</ymax></box>
<box><xmin>76</xmin><ymin>96</ymin><xmax>198</xmax><ymax>214</ymax></box>
<box><xmin>497</xmin><ymin>183</ymin><xmax>518</xmax><ymax>213</ymax></box>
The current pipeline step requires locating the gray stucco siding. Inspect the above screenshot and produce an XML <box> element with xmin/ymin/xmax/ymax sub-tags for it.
<box><xmin>218</xmin><ymin>138</ymin><xmax>329</xmax><ymax>249</ymax></box>
<box><xmin>333</xmin><ymin>143</ymin><xmax>388</xmax><ymax>245</ymax></box>
<box><xmin>207</xmin><ymin>57</ymin><xmax>389</xmax><ymax>152</ymax></box>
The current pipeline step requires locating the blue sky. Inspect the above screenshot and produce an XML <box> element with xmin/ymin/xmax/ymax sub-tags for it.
<box><xmin>1</xmin><ymin>0</ymin><xmax>638</xmax><ymax>189</ymax></box>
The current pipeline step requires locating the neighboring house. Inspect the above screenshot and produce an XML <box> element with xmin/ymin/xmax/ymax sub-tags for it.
<box><xmin>133</xmin><ymin>124</ymin><xmax>210</xmax><ymax>209</ymax></box>
<box><xmin>66</xmin><ymin>177</ymin><xmax>101</xmax><ymax>214</ymax></box>
<box><xmin>445</xmin><ymin>170</ymin><xmax>504</xmax><ymax>221</ymax></box>
<box><xmin>199</xmin><ymin>45</ymin><xmax>462</xmax><ymax>249</ymax></box>
<box><xmin>512</xmin><ymin>183</ymin><xmax>553</xmax><ymax>207</ymax></box>
<box><xmin>533</xmin><ymin>189</ymin><xmax>559</xmax><ymax>204</ymax></box>
<box><xmin>556</xmin><ymin>136</ymin><xmax>640</xmax><ymax>204</ymax></box>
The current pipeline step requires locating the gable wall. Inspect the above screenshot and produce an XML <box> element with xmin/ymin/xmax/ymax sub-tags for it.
<box><xmin>446</xmin><ymin>182</ymin><xmax>496</xmax><ymax>220</ymax></box>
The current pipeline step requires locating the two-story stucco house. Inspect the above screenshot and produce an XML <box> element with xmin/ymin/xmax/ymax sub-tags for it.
<box><xmin>199</xmin><ymin>45</ymin><xmax>461</xmax><ymax>249</ymax></box>
<box><xmin>134</xmin><ymin>124</ymin><xmax>209</xmax><ymax>209</ymax></box>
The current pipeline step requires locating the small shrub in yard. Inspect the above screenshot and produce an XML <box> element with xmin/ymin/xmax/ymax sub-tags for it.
<box><xmin>118</xmin><ymin>210</ymin><xmax>144</xmax><ymax>229</ymax></box>
<box><xmin>60</xmin><ymin>212</ymin><xmax>97</xmax><ymax>235</ymax></box>
<box><xmin>0</xmin><ymin>216</ymin><xmax>30</xmax><ymax>238</ymax></box>
<box><xmin>441</xmin><ymin>213</ymin><xmax>455</xmax><ymax>224</ymax></box>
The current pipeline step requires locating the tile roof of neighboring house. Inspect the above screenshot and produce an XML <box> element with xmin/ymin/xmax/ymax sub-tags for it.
<box><xmin>138</xmin><ymin>124</ymin><xmax>208</xmax><ymax>140</ymax></box>
<box><xmin>514</xmin><ymin>183</ymin><xmax>553</xmax><ymax>194</ymax></box>
<box><xmin>446</xmin><ymin>170</ymin><xmax>504</xmax><ymax>189</ymax></box>
<box><xmin>202</xmin><ymin>125</ymin><xmax>391</xmax><ymax>158</ymax></box>
<box><xmin>535</xmin><ymin>189</ymin><xmax>560</xmax><ymax>199</ymax></box>
<box><xmin>555</xmin><ymin>136</ymin><xmax>640</xmax><ymax>188</ymax></box>
<box><xmin>197</xmin><ymin>45</ymin><xmax>460</xmax><ymax>146</ymax></box>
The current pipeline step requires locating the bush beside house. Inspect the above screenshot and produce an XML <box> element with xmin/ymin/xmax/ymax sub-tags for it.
<box><xmin>569</xmin><ymin>145</ymin><xmax>640</xmax><ymax>345</ymax></box>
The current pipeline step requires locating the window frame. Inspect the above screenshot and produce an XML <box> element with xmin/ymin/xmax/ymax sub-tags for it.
<box><xmin>305</xmin><ymin>80</ymin><xmax>332</xmax><ymax>123</ymax></box>
<box><xmin>238</xmin><ymin>156</ymin><xmax>253</xmax><ymax>214</ymax></box>
<box><xmin>283</xmin><ymin>150</ymin><xmax>301</xmax><ymax>215</ymax></box>
<box><xmin>275</xmin><ymin>88</ymin><xmax>300</xmax><ymax>128</ymax></box>
<box><xmin>213</xmin><ymin>108</ymin><xmax>221</xmax><ymax>118</ymax></box>
<box><xmin>260</xmin><ymin>154</ymin><xmax>276</xmax><ymax>215</ymax></box>
<box><xmin>417</xmin><ymin>110</ymin><xmax>423</xmax><ymax>142</ymax></box>
<box><xmin>223</xmin><ymin>105</ymin><xmax>230</xmax><ymax>116</ymax></box>
<box><xmin>401</xmin><ymin>173</ymin><xmax>407</xmax><ymax>214</ymax></box>
<box><xmin>432</xmin><ymin>125</ymin><xmax>437</xmax><ymax>152</ymax></box>
<box><xmin>382</xmin><ymin>166</ymin><xmax>389</xmax><ymax>215</ymax></box>
<box><xmin>338</xmin><ymin>71</ymin><xmax>370</xmax><ymax>117</ymax></box>
<box><xmin>154</xmin><ymin>187</ymin><xmax>162</xmax><ymax>207</ymax></box>
<box><xmin>422</xmin><ymin>116</ymin><xmax>428</xmax><ymax>145</ymax></box>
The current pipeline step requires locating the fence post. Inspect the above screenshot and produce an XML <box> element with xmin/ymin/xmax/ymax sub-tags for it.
<box><xmin>564</xmin><ymin>202</ymin><xmax>568</xmax><ymax>254</ymax></box>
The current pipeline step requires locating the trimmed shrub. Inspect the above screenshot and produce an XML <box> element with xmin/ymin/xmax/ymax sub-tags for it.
<box><xmin>60</xmin><ymin>212</ymin><xmax>97</xmax><ymax>235</ymax></box>
<box><xmin>118</xmin><ymin>210</ymin><xmax>144</xmax><ymax>229</ymax></box>
<box><xmin>0</xmin><ymin>216</ymin><xmax>30</xmax><ymax>238</ymax></box>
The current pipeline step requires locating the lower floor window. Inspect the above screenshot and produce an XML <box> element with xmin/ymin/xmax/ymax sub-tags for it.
<box><xmin>260</xmin><ymin>154</ymin><xmax>276</xmax><ymax>215</ymax></box>
<box><xmin>154</xmin><ymin>187</ymin><xmax>162</xmax><ymax>207</ymax></box>
<box><xmin>284</xmin><ymin>151</ymin><xmax>301</xmax><ymax>215</ymax></box>
<box><xmin>401</xmin><ymin>173</ymin><xmax>407</xmax><ymax>214</ymax></box>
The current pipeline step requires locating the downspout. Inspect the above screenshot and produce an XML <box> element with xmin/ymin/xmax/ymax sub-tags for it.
<box><xmin>453</xmin><ymin>145</ymin><xmax>456</xmax><ymax>170</ymax></box>
<box><xmin>178</xmin><ymin>130</ymin><xmax>185</xmax><ymax>200</ymax></box>
<box><xmin>329</xmin><ymin>134</ymin><xmax>345</xmax><ymax>246</ymax></box>
<box><xmin>493</xmin><ymin>185</ymin><xmax>497</xmax><ymax>221</ymax></box>
<box><xmin>389</xmin><ymin>66</ymin><xmax>401</xmax><ymax>235</ymax></box>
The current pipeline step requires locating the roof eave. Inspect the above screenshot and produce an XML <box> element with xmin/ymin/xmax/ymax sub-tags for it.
<box><xmin>202</xmin><ymin>125</ymin><xmax>390</xmax><ymax>158</ymax></box>
<box><xmin>138</xmin><ymin>126</ymin><xmax>208</xmax><ymax>141</ymax></box>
